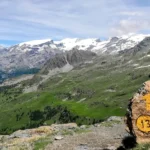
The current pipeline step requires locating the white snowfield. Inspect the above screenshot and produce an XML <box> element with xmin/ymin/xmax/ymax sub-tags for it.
<box><xmin>92</xmin><ymin>33</ymin><xmax>150</xmax><ymax>54</ymax></box>
<box><xmin>55</xmin><ymin>38</ymin><xmax>99</xmax><ymax>51</ymax></box>
<box><xmin>19</xmin><ymin>39</ymin><xmax>52</xmax><ymax>46</ymax></box>
<box><xmin>6</xmin><ymin>33</ymin><xmax>150</xmax><ymax>54</ymax></box>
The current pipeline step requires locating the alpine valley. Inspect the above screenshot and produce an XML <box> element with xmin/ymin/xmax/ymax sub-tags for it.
<box><xmin>1</xmin><ymin>33</ymin><xmax>150</xmax><ymax>135</ymax></box>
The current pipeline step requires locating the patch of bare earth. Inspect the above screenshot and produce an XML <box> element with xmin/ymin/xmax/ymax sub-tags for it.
<box><xmin>45</xmin><ymin>120</ymin><xmax>127</xmax><ymax>150</ymax></box>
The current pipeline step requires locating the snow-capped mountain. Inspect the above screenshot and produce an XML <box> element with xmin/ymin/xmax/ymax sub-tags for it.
<box><xmin>94</xmin><ymin>33</ymin><xmax>150</xmax><ymax>54</ymax></box>
<box><xmin>19</xmin><ymin>39</ymin><xmax>52</xmax><ymax>46</ymax></box>
<box><xmin>7</xmin><ymin>33</ymin><xmax>149</xmax><ymax>54</ymax></box>
<box><xmin>58</xmin><ymin>34</ymin><xmax>150</xmax><ymax>54</ymax></box>
<box><xmin>9</xmin><ymin>39</ymin><xmax>57</xmax><ymax>52</ymax></box>
<box><xmin>0</xmin><ymin>33</ymin><xmax>150</xmax><ymax>75</ymax></box>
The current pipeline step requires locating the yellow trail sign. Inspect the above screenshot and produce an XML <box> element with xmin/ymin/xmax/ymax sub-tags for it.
<box><xmin>142</xmin><ymin>93</ymin><xmax>150</xmax><ymax>111</ymax></box>
<box><xmin>137</xmin><ymin>116</ymin><xmax>150</xmax><ymax>133</ymax></box>
<box><xmin>125</xmin><ymin>81</ymin><xmax>150</xmax><ymax>143</ymax></box>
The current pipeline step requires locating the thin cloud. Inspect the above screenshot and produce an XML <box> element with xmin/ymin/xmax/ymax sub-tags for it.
<box><xmin>110</xmin><ymin>19</ymin><xmax>150</xmax><ymax>36</ymax></box>
<box><xmin>0</xmin><ymin>0</ymin><xmax>149</xmax><ymax>44</ymax></box>
<box><xmin>120</xmin><ymin>11</ymin><xmax>143</xmax><ymax>16</ymax></box>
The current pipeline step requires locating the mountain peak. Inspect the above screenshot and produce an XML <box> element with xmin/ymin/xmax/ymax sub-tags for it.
<box><xmin>55</xmin><ymin>38</ymin><xmax>100</xmax><ymax>51</ymax></box>
<box><xmin>120</xmin><ymin>33</ymin><xmax>150</xmax><ymax>41</ymax></box>
<box><xmin>19</xmin><ymin>39</ymin><xmax>52</xmax><ymax>46</ymax></box>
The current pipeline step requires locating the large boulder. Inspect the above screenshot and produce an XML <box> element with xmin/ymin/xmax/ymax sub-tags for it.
<box><xmin>126</xmin><ymin>81</ymin><xmax>150</xmax><ymax>143</ymax></box>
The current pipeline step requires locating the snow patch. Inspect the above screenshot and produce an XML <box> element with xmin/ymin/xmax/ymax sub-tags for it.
<box><xmin>132</xmin><ymin>64</ymin><xmax>139</xmax><ymax>67</ymax></box>
<box><xmin>19</xmin><ymin>39</ymin><xmax>52</xmax><ymax>46</ymax></box>
<box><xmin>95</xmin><ymin>33</ymin><xmax>150</xmax><ymax>54</ymax></box>
<box><xmin>55</xmin><ymin>38</ymin><xmax>99</xmax><ymax>51</ymax></box>
<box><xmin>135</xmin><ymin>65</ymin><xmax>150</xmax><ymax>69</ymax></box>
<box><xmin>139</xmin><ymin>54</ymin><xmax>150</xmax><ymax>60</ymax></box>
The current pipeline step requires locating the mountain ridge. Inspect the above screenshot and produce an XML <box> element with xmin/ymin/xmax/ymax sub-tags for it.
<box><xmin>1</xmin><ymin>33</ymin><xmax>150</xmax><ymax>53</ymax></box>
<box><xmin>0</xmin><ymin>33</ymin><xmax>150</xmax><ymax>83</ymax></box>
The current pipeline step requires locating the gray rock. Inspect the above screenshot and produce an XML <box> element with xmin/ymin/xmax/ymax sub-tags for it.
<box><xmin>80</xmin><ymin>125</ymin><xmax>87</xmax><ymax>129</ymax></box>
<box><xmin>9</xmin><ymin>132</ymin><xmax>31</xmax><ymax>138</ymax></box>
<box><xmin>54</xmin><ymin>135</ymin><xmax>64</xmax><ymax>140</ymax></box>
<box><xmin>107</xmin><ymin>146</ymin><xmax>116</xmax><ymax>150</ymax></box>
<box><xmin>107</xmin><ymin>116</ymin><xmax>122</xmax><ymax>122</ymax></box>
<box><xmin>51</xmin><ymin>123</ymin><xmax>78</xmax><ymax>131</ymax></box>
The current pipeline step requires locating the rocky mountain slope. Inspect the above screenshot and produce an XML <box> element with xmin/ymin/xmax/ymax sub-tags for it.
<box><xmin>0</xmin><ymin>33</ymin><xmax>149</xmax><ymax>83</ymax></box>
<box><xmin>16</xmin><ymin>33</ymin><xmax>149</xmax><ymax>54</ymax></box>
<box><xmin>22</xmin><ymin>49</ymin><xmax>96</xmax><ymax>93</ymax></box>
<box><xmin>120</xmin><ymin>36</ymin><xmax>150</xmax><ymax>56</ymax></box>
<box><xmin>40</xmin><ymin>49</ymin><xmax>96</xmax><ymax>74</ymax></box>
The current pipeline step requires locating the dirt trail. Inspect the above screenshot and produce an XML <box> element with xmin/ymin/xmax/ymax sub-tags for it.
<box><xmin>46</xmin><ymin>120</ymin><xmax>127</xmax><ymax>150</ymax></box>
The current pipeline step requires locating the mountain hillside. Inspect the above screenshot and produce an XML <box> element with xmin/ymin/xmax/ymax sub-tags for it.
<box><xmin>0</xmin><ymin>33</ymin><xmax>150</xmax><ymax>135</ymax></box>
<box><xmin>1</xmin><ymin>41</ymin><xmax>150</xmax><ymax>134</ymax></box>
<box><xmin>0</xmin><ymin>33</ymin><xmax>149</xmax><ymax>83</ymax></box>
<box><xmin>40</xmin><ymin>49</ymin><xmax>96</xmax><ymax>74</ymax></box>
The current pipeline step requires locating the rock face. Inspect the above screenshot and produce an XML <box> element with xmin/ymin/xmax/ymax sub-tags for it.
<box><xmin>40</xmin><ymin>49</ymin><xmax>96</xmax><ymax>74</ymax></box>
<box><xmin>0</xmin><ymin>34</ymin><xmax>148</xmax><ymax>72</ymax></box>
<box><xmin>126</xmin><ymin>81</ymin><xmax>150</xmax><ymax>143</ymax></box>
<box><xmin>120</xmin><ymin>37</ymin><xmax>150</xmax><ymax>56</ymax></box>
<box><xmin>1</xmin><ymin>34</ymin><xmax>150</xmax><ymax>83</ymax></box>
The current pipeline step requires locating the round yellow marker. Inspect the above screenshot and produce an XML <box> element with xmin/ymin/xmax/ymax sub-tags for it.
<box><xmin>137</xmin><ymin>116</ymin><xmax>150</xmax><ymax>133</ymax></box>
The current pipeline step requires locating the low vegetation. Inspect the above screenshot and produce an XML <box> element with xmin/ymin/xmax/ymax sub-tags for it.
<box><xmin>133</xmin><ymin>144</ymin><xmax>150</xmax><ymax>150</ymax></box>
<box><xmin>0</xmin><ymin>55</ymin><xmax>150</xmax><ymax>134</ymax></box>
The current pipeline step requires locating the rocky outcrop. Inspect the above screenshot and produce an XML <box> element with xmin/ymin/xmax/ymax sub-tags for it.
<box><xmin>0</xmin><ymin>126</ymin><xmax>53</xmax><ymax>150</ymax></box>
<box><xmin>66</xmin><ymin>49</ymin><xmax>96</xmax><ymax>66</ymax></box>
<box><xmin>119</xmin><ymin>37</ymin><xmax>150</xmax><ymax>56</ymax></box>
<box><xmin>40</xmin><ymin>49</ymin><xmax>96</xmax><ymax>74</ymax></box>
<box><xmin>1</xmin><ymin>34</ymin><xmax>148</xmax><ymax>76</ymax></box>
<box><xmin>0</xmin><ymin>118</ymin><xmax>126</xmax><ymax>150</ymax></box>
<box><xmin>0</xmin><ymin>123</ymin><xmax>79</xmax><ymax>150</ymax></box>
<box><xmin>0</xmin><ymin>49</ymin><xmax>96</xmax><ymax>87</ymax></box>
<box><xmin>126</xmin><ymin>81</ymin><xmax>150</xmax><ymax>143</ymax></box>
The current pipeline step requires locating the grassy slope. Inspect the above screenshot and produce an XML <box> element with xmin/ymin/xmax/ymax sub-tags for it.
<box><xmin>0</xmin><ymin>54</ymin><xmax>150</xmax><ymax>134</ymax></box>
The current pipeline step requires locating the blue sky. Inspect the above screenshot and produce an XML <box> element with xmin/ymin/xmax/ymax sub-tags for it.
<box><xmin>0</xmin><ymin>0</ymin><xmax>150</xmax><ymax>46</ymax></box>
